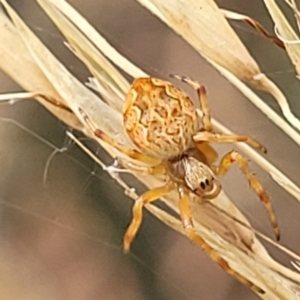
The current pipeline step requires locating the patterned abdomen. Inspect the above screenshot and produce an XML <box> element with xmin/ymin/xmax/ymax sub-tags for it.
<box><xmin>123</xmin><ymin>77</ymin><xmax>199</xmax><ymax>159</ymax></box>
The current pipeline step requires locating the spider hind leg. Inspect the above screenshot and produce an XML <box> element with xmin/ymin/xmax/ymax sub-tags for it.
<box><xmin>171</xmin><ymin>74</ymin><xmax>212</xmax><ymax>132</ymax></box>
<box><xmin>78</xmin><ymin>107</ymin><xmax>160</xmax><ymax>165</ymax></box>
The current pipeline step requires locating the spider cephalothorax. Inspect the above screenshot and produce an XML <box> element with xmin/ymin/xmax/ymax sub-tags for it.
<box><xmin>167</xmin><ymin>152</ymin><xmax>221</xmax><ymax>199</ymax></box>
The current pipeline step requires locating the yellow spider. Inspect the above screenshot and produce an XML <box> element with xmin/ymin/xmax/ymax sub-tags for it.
<box><xmin>80</xmin><ymin>75</ymin><xmax>279</xmax><ymax>294</ymax></box>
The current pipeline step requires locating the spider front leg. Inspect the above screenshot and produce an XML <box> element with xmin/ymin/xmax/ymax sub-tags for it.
<box><xmin>193</xmin><ymin>131</ymin><xmax>267</xmax><ymax>153</ymax></box>
<box><xmin>123</xmin><ymin>181</ymin><xmax>175</xmax><ymax>252</ymax></box>
<box><xmin>171</xmin><ymin>75</ymin><xmax>212</xmax><ymax>132</ymax></box>
<box><xmin>78</xmin><ymin>108</ymin><xmax>160</xmax><ymax>165</ymax></box>
<box><xmin>216</xmin><ymin>150</ymin><xmax>280</xmax><ymax>240</ymax></box>
<box><xmin>178</xmin><ymin>188</ymin><xmax>264</xmax><ymax>294</ymax></box>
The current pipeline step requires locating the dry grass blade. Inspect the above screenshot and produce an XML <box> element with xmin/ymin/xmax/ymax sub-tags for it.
<box><xmin>38</xmin><ymin>0</ymin><xmax>147</xmax><ymax>80</ymax></box>
<box><xmin>263</xmin><ymin>0</ymin><xmax>300</xmax><ymax>77</ymax></box>
<box><xmin>37</xmin><ymin>0</ymin><xmax>130</xmax><ymax>96</ymax></box>
<box><xmin>137</xmin><ymin>0</ymin><xmax>260</xmax><ymax>82</ymax></box>
<box><xmin>0</xmin><ymin>4</ymin><xmax>82</xmax><ymax>130</ymax></box>
<box><xmin>285</xmin><ymin>0</ymin><xmax>300</xmax><ymax>32</ymax></box>
<box><xmin>0</xmin><ymin>0</ymin><xmax>300</xmax><ymax>298</ymax></box>
<box><xmin>221</xmin><ymin>9</ymin><xmax>285</xmax><ymax>49</ymax></box>
<box><xmin>35</xmin><ymin>0</ymin><xmax>129</xmax><ymax>112</ymax></box>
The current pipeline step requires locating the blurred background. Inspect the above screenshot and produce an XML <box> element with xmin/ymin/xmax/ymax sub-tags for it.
<box><xmin>0</xmin><ymin>0</ymin><xmax>300</xmax><ymax>299</ymax></box>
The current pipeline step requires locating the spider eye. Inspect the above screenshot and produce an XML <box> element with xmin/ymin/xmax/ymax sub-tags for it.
<box><xmin>205</xmin><ymin>179</ymin><xmax>210</xmax><ymax>186</ymax></box>
<box><xmin>200</xmin><ymin>181</ymin><xmax>206</xmax><ymax>190</ymax></box>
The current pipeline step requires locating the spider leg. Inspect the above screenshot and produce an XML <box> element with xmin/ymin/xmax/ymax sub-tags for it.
<box><xmin>171</xmin><ymin>75</ymin><xmax>212</xmax><ymax>132</ymax></box>
<box><xmin>178</xmin><ymin>188</ymin><xmax>264</xmax><ymax>294</ymax></box>
<box><xmin>78</xmin><ymin>108</ymin><xmax>160</xmax><ymax>165</ymax></box>
<box><xmin>193</xmin><ymin>131</ymin><xmax>267</xmax><ymax>153</ymax></box>
<box><xmin>116</xmin><ymin>158</ymin><xmax>166</xmax><ymax>176</ymax></box>
<box><xmin>216</xmin><ymin>150</ymin><xmax>280</xmax><ymax>241</ymax></box>
<box><xmin>123</xmin><ymin>181</ymin><xmax>174</xmax><ymax>252</ymax></box>
<box><xmin>195</xmin><ymin>142</ymin><xmax>219</xmax><ymax>166</ymax></box>
<box><xmin>38</xmin><ymin>94</ymin><xmax>73</xmax><ymax>113</ymax></box>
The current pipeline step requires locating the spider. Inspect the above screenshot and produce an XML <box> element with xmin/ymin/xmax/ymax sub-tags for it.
<box><xmin>79</xmin><ymin>75</ymin><xmax>279</xmax><ymax>294</ymax></box>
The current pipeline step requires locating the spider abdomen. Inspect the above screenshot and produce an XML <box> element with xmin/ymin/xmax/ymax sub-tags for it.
<box><xmin>123</xmin><ymin>77</ymin><xmax>199</xmax><ymax>159</ymax></box>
